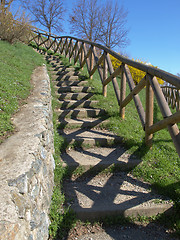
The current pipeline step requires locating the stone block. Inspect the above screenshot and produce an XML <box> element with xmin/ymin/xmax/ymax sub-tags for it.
<box><xmin>11</xmin><ymin>191</ymin><xmax>31</xmax><ymax>219</ymax></box>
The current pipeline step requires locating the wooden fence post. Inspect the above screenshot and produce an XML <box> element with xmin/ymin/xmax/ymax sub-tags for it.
<box><xmin>90</xmin><ymin>45</ymin><xmax>94</xmax><ymax>79</ymax></box>
<box><xmin>74</xmin><ymin>41</ymin><xmax>78</xmax><ymax>65</ymax></box>
<box><xmin>120</xmin><ymin>64</ymin><xmax>126</xmax><ymax>119</ymax></box>
<box><xmin>149</xmin><ymin>75</ymin><xmax>180</xmax><ymax>156</ymax></box>
<box><xmin>69</xmin><ymin>39</ymin><xmax>73</xmax><ymax>63</ymax></box>
<box><xmin>80</xmin><ymin>43</ymin><xmax>84</xmax><ymax>70</ymax></box>
<box><xmin>145</xmin><ymin>74</ymin><xmax>154</xmax><ymax>147</ymax></box>
<box><xmin>103</xmin><ymin>52</ymin><xmax>107</xmax><ymax>97</ymax></box>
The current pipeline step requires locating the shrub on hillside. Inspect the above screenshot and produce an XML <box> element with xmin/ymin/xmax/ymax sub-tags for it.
<box><xmin>0</xmin><ymin>1</ymin><xmax>31</xmax><ymax>44</ymax></box>
<box><xmin>110</xmin><ymin>55</ymin><xmax>164</xmax><ymax>85</ymax></box>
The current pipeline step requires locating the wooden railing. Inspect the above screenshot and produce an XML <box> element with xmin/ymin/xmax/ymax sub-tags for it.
<box><xmin>161</xmin><ymin>86</ymin><xmax>180</xmax><ymax>111</ymax></box>
<box><xmin>28</xmin><ymin>28</ymin><xmax>180</xmax><ymax>157</ymax></box>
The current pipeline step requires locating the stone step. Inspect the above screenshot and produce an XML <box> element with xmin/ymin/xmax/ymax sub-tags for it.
<box><xmin>49</xmin><ymin>60</ymin><xmax>63</xmax><ymax>64</ymax></box>
<box><xmin>61</xmin><ymin>146</ymin><xmax>141</xmax><ymax>171</ymax></box>
<box><xmin>57</xmin><ymin>118</ymin><xmax>108</xmax><ymax>129</ymax></box>
<box><xmin>58</xmin><ymin>92</ymin><xmax>94</xmax><ymax>100</ymax></box>
<box><xmin>56</xmin><ymin>80</ymin><xmax>88</xmax><ymax>87</ymax></box>
<box><xmin>53</xmin><ymin>67</ymin><xmax>76</xmax><ymax>72</ymax></box>
<box><xmin>59</xmin><ymin>75</ymin><xmax>79</xmax><ymax>81</ymax></box>
<box><xmin>51</xmin><ymin>65</ymin><xmax>65</xmax><ymax>70</ymax></box>
<box><xmin>49</xmin><ymin>60</ymin><xmax>63</xmax><ymax>65</ymax></box>
<box><xmin>45</xmin><ymin>56</ymin><xmax>59</xmax><ymax>62</ymax></box>
<box><xmin>59</xmin><ymin>129</ymin><xmax>123</xmax><ymax>147</ymax></box>
<box><xmin>64</xmin><ymin>171</ymin><xmax>173</xmax><ymax>220</ymax></box>
<box><xmin>57</xmin><ymin>86</ymin><xmax>92</xmax><ymax>93</ymax></box>
<box><xmin>51</xmin><ymin>70</ymin><xmax>78</xmax><ymax>76</ymax></box>
<box><xmin>46</xmin><ymin>59</ymin><xmax>64</xmax><ymax>66</ymax></box>
<box><xmin>58</xmin><ymin>100</ymin><xmax>98</xmax><ymax>109</ymax></box>
<box><xmin>52</xmin><ymin>75</ymin><xmax>79</xmax><ymax>81</ymax></box>
<box><xmin>57</xmin><ymin>108</ymin><xmax>106</xmax><ymax>118</ymax></box>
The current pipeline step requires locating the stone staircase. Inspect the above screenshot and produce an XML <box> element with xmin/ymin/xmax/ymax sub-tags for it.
<box><xmin>48</xmin><ymin>56</ymin><xmax>173</xmax><ymax>221</ymax></box>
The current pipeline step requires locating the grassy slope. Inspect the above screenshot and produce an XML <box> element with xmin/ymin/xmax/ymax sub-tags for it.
<box><xmin>0</xmin><ymin>41</ymin><xmax>45</xmax><ymax>142</ymax></box>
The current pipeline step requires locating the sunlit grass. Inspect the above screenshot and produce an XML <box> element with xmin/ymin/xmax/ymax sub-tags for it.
<box><xmin>0</xmin><ymin>41</ymin><xmax>45</xmax><ymax>142</ymax></box>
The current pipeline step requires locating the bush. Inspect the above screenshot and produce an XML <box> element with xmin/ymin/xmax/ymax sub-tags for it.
<box><xmin>0</xmin><ymin>1</ymin><xmax>31</xmax><ymax>44</ymax></box>
<box><xmin>110</xmin><ymin>55</ymin><xmax>164</xmax><ymax>85</ymax></box>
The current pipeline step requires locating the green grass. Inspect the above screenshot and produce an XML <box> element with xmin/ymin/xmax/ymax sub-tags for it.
<box><xmin>44</xmin><ymin>51</ymin><xmax>180</xmax><ymax>238</ymax></box>
<box><xmin>0</xmin><ymin>40</ymin><xmax>45</xmax><ymax>142</ymax></box>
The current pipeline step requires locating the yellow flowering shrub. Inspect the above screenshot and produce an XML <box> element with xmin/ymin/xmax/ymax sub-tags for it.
<box><xmin>110</xmin><ymin>55</ymin><xmax>164</xmax><ymax>85</ymax></box>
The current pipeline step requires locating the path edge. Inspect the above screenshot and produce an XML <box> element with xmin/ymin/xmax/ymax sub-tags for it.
<box><xmin>0</xmin><ymin>64</ymin><xmax>54</xmax><ymax>240</ymax></box>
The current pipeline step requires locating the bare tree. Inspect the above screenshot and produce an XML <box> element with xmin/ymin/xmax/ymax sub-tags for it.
<box><xmin>0</xmin><ymin>0</ymin><xmax>31</xmax><ymax>43</ymax></box>
<box><xmin>69</xmin><ymin>0</ymin><xmax>99</xmax><ymax>42</ymax></box>
<box><xmin>21</xmin><ymin>0</ymin><xmax>65</xmax><ymax>34</ymax></box>
<box><xmin>97</xmin><ymin>1</ymin><xmax>129</xmax><ymax>49</ymax></box>
<box><xmin>1</xmin><ymin>0</ymin><xmax>13</xmax><ymax>5</ymax></box>
<box><xmin>69</xmin><ymin>0</ymin><xmax>129</xmax><ymax>50</ymax></box>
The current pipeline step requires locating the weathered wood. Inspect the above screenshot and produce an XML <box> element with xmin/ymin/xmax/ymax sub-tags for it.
<box><xmin>30</xmin><ymin>30</ymin><xmax>180</xmax><ymax>157</ymax></box>
<box><xmin>89</xmin><ymin>46</ymin><xmax>94</xmax><ymax>79</ymax></box>
<box><xmin>149</xmin><ymin>76</ymin><xmax>180</xmax><ymax>156</ymax></box>
<box><xmin>74</xmin><ymin>41</ymin><xmax>79</xmax><ymax>65</ymax></box>
<box><xmin>121</xmin><ymin>77</ymin><xmax>146</xmax><ymax>108</ymax></box>
<box><xmin>171</xmin><ymin>89</ymin><xmax>176</xmax><ymax>109</ymax></box>
<box><xmin>81</xmin><ymin>44</ymin><xmax>91</xmax><ymax>71</ymax></box>
<box><xmin>90</xmin><ymin>52</ymin><xmax>104</xmax><ymax>77</ymax></box>
<box><xmin>41</xmin><ymin>35</ymin><xmax>50</xmax><ymax>49</ymax></box>
<box><xmin>145</xmin><ymin>74</ymin><xmax>154</xmax><ymax>147</ymax></box>
<box><xmin>37</xmin><ymin>36</ymin><xmax>48</xmax><ymax>48</ymax></box>
<box><xmin>46</xmin><ymin>38</ymin><xmax>56</xmax><ymax>51</ymax></box>
<box><xmin>106</xmin><ymin>53</ymin><xmax>120</xmax><ymax>105</ymax></box>
<box><xmin>103</xmin><ymin>65</ymin><xmax>121</xmax><ymax>86</ymax></box>
<box><xmin>103</xmin><ymin>52</ymin><xmax>108</xmax><ymax>97</ymax></box>
<box><xmin>74</xmin><ymin>42</ymin><xmax>83</xmax><ymax>64</ymax></box>
<box><xmin>162</xmin><ymin>86</ymin><xmax>180</xmax><ymax>111</ymax></box>
<box><xmin>80</xmin><ymin>42</ymin><xmax>84</xmax><ymax>69</ymax></box>
<box><xmin>46</xmin><ymin>36</ymin><xmax>53</xmax><ymax>50</ymax></box>
<box><xmin>53</xmin><ymin>35</ymin><xmax>180</xmax><ymax>89</ymax></box>
<box><xmin>51</xmin><ymin>38</ymin><xmax>58</xmax><ymax>52</ymax></box>
<box><xmin>148</xmin><ymin>111</ymin><xmax>180</xmax><ymax>134</ymax></box>
<box><xmin>92</xmin><ymin>48</ymin><xmax>104</xmax><ymax>84</ymax></box>
<box><xmin>60</xmin><ymin>38</ymin><xmax>67</xmax><ymax>54</ymax></box>
<box><xmin>68</xmin><ymin>39</ymin><xmax>73</xmax><ymax>62</ymax></box>
<box><xmin>64</xmin><ymin>38</ymin><xmax>69</xmax><ymax>57</ymax></box>
<box><xmin>65</xmin><ymin>39</ymin><xmax>71</xmax><ymax>57</ymax></box>
<box><xmin>30</xmin><ymin>32</ymin><xmax>180</xmax><ymax>88</ymax></box>
<box><xmin>176</xmin><ymin>90</ymin><xmax>180</xmax><ymax>111</ymax></box>
<box><xmin>120</xmin><ymin>64</ymin><xmax>126</xmax><ymax>119</ymax></box>
<box><xmin>29</xmin><ymin>34</ymin><xmax>39</xmax><ymax>44</ymax></box>
<box><xmin>123</xmin><ymin>64</ymin><xmax>145</xmax><ymax>128</ymax></box>
<box><xmin>69</xmin><ymin>40</ymin><xmax>78</xmax><ymax>60</ymax></box>
<box><xmin>58</xmin><ymin>39</ymin><xmax>64</xmax><ymax>53</ymax></box>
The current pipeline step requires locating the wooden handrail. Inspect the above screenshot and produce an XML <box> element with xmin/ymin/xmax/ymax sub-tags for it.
<box><xmin>30</xmin><ymin>31</ymin><xmax>180</xmax><ymax>88</ymax></box>
<box><xmin>28</xmin><ymin>29</ymin><xmax>180</xmax><ymax>157</ymax></box>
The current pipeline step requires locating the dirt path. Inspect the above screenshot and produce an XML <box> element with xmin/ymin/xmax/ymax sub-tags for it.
<box><xmin>66</xmin><ymin>221</ymin><xmax>178</xmax><ymax>240</ymax></box>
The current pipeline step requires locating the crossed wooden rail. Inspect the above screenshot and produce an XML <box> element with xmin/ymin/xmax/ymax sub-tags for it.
<box><xmin>28</xmin><ymin>28</ymin><xmax>180</xmax><ymax>157</ymax></box>
<box><xmin>161</xmin><ymin>86</ymin><xmax>180</xmax><ymax>111</ymax></box>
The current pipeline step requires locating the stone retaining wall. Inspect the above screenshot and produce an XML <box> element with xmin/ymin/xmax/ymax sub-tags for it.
<box><xmin>0</xmin><ymin>65</ymin><xmax>54</xmax><ymax>240</ymax></box>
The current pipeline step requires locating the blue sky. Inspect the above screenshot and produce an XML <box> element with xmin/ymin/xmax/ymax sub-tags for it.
<box><xmin>63</xmin><ymin>0</ymin><xmax>180</xmax><ymax>75</ymax></box>
<box><xmin>13</xmin><ymin>0</ymin><xmax>180</xmax><ymax>75</ymax></box>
